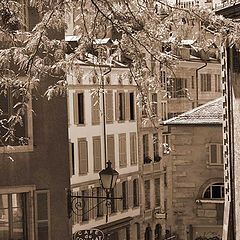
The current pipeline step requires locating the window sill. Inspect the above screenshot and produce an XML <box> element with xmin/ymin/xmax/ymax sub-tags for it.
<box><xmin>0</xmin><ymin>144</ymin><xmax>33</xmax><ymax>153</ymax></box>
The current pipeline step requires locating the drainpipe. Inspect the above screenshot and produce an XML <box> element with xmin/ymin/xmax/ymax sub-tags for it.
<box><xmin>195</xmin><ymin>62</ymin><xmax>207</xmax><ymax>107</ymax></box>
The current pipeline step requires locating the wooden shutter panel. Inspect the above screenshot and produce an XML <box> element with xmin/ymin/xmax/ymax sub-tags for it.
<box><xmin>116</xmin><ymin>182</ymin><xmax>123</xmax><ymax>212</ymax></box>
<box><xmin>125</xmin><ymin>92</ymin><xmax>130</xmax><ymax>121</ymax></box>
<box><xmin>106</xmin><ymin>91</ymin><xmax>113</xmax><ymax>123</ymax></box>
<box><xmin>119</xmin><ymin>134</ymin><xmax>127</xmax><ymax>167</ymax></box>
<box><xmin>91</xmin><ymin>93</ymin><xmax>100</xmax><ymax>125</ymax></box>
<box><xmin>130</xmin><ymin>133</ymin><xmax>137</xmax><ymax>165</ymax></box>
<box><xmin>93</xmin><ymin>137</ymin><xmax>102</xmax><ymax>172</ymax></box>
<box><xmin>129</xmin><ymin>179</ymin><xmax>133</xmax><ymax>209</ymax></box>
<box><xmin>115</xmin><ymin>91</ymin><xmax>119</xmax><ymax>121</ymax></box>
<box><xmin>73</xmin><ymin>92</ymin><xmax>78</xmax><ymax>124</ymax></box>
<box><xmin>107</xmin><ymin>135</ymin><xmax>115</xmax><ymax>168</ymax></box>
<box><xmin>78</xmin><ymin>138</ymin><xmax>88</xmax><ymax>174</ymax></box>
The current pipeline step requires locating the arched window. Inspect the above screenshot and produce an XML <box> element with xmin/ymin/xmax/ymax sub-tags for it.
<box><xmin>145</xmin><ymin>226</ymin><xmax>152</xmax><ymax>240</ymax></box>
<box><xmin>155</xmin><ymin>224</ymin><xmax>162</xmax><ymax>240</ymax></box>
<box><xmin>203</xmin><ymin>182</ymin><xmax>224</xmax><ymax>199</ymax></box>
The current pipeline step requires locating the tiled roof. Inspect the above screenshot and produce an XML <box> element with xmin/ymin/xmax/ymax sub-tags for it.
<box><xmin>164</xmin><ymin>97</ymin><xmax>223</xmax><ymax>125</ymax></box>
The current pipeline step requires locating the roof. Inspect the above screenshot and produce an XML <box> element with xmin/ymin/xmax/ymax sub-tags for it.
<box><xmin>164</xmin><ymin>97</ymin><xmax>223</xmax><ymax>125</ymax></box>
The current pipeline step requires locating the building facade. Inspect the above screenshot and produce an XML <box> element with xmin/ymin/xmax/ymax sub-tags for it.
<box><xmin>163</xmin><ymin>98</ymin><xmax>224</xmax><ymax>240</ymax></box>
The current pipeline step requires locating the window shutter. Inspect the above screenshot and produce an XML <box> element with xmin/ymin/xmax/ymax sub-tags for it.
<box><xmin>73</xmin><ymin>92</ymin><xmax>78</xmax><ymax>124</ymax></box>
<box><xmin>130</xmin><ymin>133</ymin><xmax>137</xmax><ymax>165</ymax></box>
<box><xmin>119</xmin><ymin>134</ymin><xmax>127</xmax><ymax>167</ymax></box>
<box><xmin>210</xmin><ymin>144</ymin><xmax>217</xmax><ymax>164</ymax></box>
<box><xmin>129</xmin><ymin>180</ymin><xmax>133</xmax><ymax>209</ymax></box>
<box><xmin>116</xmin><ymin>182</ymin><xmax>122</xmax><ymax>212</ymax></box>
<box><xmin>106</xmin><ymin>91</ymin><xmax>113</xmax><ymax>123</ymax></box>
<box><xmin>115</xmin><ymin>91</ymin><xmax>119</xmax><ymax>121</ymax></box>
<box><xmin>78</xmin><ymin>138</ymin><xmax>88</xmax><ymax>174</ymax></box>
<box><xmin>125</xmin><ymin>92</ymin><xmax>130</xmax><ymax>121</ymax></box>
<box><xmin>93</xmin><ymin>137</ymin><xmax>102</xmax><ymax>172</ymax></box>
<box><xmin>107</xmin><ymin>135</ymin><xmax>115</xmax><ymax>168</ymax></box>
<box><xmin>91</xmin><ymin>93</ymin><xmax>100</xmax><ymax>125</ymax></box>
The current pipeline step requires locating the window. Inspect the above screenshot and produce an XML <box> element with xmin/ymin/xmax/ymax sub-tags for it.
<box><xmin>215</xmin><ymin>74</ymin><xmax>221</xmax><ymax>92</ymax></box>
<box><xmin>191</xmin><ymin>76</ymin><xmax>195</xmax><ymax>89</ymax></box>
<box><xmin>122</xmin><ymin>181</ymin><xmax>128</xmax><ymax>210</ymax></box>
<box><xmin>143</xmin><ymin>134</ymin><xmax>151</xmax><ymax>164</ymax></box>
<box><xmin>151</xmin><ymin>93</ymin><xmax>158</xmax><ymax>116</ymax></box>
<box><xmin>74</xmin><ymin>92</ymin><xmax>84</xmax><ymax>125</ymax></box>
<box><xmin>145</xmin><ymin>227</ymin><xmax>152</xmax><ymax>240</ymax></box>
<box><xmin>0</xmin><ymin>193</ymin><xmax>28</xmax><ymax>240</ymax></box>
<box><xmin>93</xmin><ymin>136</ymin><xmax>102</xmax><ymax>172</ymax></box>
<box><xmin>164</xmin><ymin>167</ymin><xmax>167</xmax><ymax>187</ymax></box>
<box><xmin>200</xmin><ymin>74</ymin><xmax>211</xmax><ymax>92</ymax></box>
<box><xmin>69</xmin><ymin>142</ymin><xmax>75</xmax><ymax>176</ymax></box>
<box><xmin>129</xmin><ymin>92</ymin><xmax>135</xmax><ymax>120</ymax></box>
<box><xmin>161</xmin><ymin>101</ymin><xmax>168</xmax><ymax>121</ymax></box>
<box><xmin>133</xmin><ymin>179</ymin><xmax>139</xmax><ymax>207</ymax></box>
<box><xmin>209</xmin><ymin>144</ymin><xmax>223</xmax><ymax>165</ymax></box>
<box><xmin>203</xmin><ymin>183</ymin><xmax>224</xmax><ymax>199</ymax></box>
<box><xmin>160</xmin><ymin>70</ymin><xmax>166</xmax><ymax>90</ymax></box>
<box><xmin>81</xmin><ymin>190</ymin><xmax>89</xmax><ymax>222</ymax></box>
<box><xmin>110</xmin><ymin>188</ymin><xmax>117</xmax><ymax>214</ymax></box>
<box><xmin>0</xmin><ymin>87</ymin><xmax>32</xmax><ymax>148</ymax></box>
<box><xmin>144</xmin><ymin>180</ymin><xmax>151</xmax><ymax>210</ymax></box>
<box><xmin>96</xmin><ymin>188</ymin><xmax>103</xmax><ymax>218</ymax></box>
<box><xmin>119</xmin><ymin>134</ymin><xmax>127</xmax><ymax>167</ymax></box>
<box><xmin>36</xmin><ymin>190</ymin><xmax>50</xmax><ymax>240</ymax></box>
<box><xmin>91</xmin><ymin>93</ymin><xmax>100</xmax><ymax>125</ymax></box>
<box><xmin>106</xmin><ymin>91</ymin><xmax>113</xmax><ymax>123</ymax></box>
<box><xmin>130</xmin><ymin>133</ymin><xmax>137</xmax><ymax>165</ymax></box>
<box><xmin>117</xmin><ymin>92</ymin><xmax>125</xmax><ymax>121</ymax></box>
<box><xmin>155</xmin><ymin>224</ymin><xmax>162</xmax><ymax>240</ymax></box>
<box><xmin>155</xmin><ymin>178</ymin><xmax>160</xmax><ymax>207</ymax></box>
<box><xmin>153</xmin><ymin>133</ymin><xmax>160</xmax><ymax>162</ymax></box>
<box><xmin>107</xmin><ymin>135</ymin><xmax>115</xmax><ymax>168</ymax></box>
<box><xmin>78</xmin><ymin>138</ymin><xmax>88</xmax><ymax>174</ymax></box>
<box><xmin>162</xmin><ymin>134</ymin><xmax>170</xmax><ymax>154</ymax></box>
<box><xmin>168</xmin><ymin>78</ymin><xmax>187</xmax><ymax>98</ymax></box>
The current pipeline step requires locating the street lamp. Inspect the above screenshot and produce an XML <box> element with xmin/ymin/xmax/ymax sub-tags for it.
<box><xmin>67</xmin><ymin>161</ymin><xmax>122</xmax><ymax>222</ymax></box>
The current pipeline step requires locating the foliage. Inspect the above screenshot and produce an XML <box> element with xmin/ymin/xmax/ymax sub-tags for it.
<box><xmin>0</xmin><ymin>0</ymin><xmax>240</xmax><ymax>145</ymax></box>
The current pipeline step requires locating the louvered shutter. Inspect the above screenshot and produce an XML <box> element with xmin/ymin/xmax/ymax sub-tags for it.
<box><xmin>106</xmin><ymin>91</ymin><xmax>113</xmax><ymax>123</ymax></box>
<box><xmin>129</xmin><ymin>179</ymin><xmax>133</xmax><ymax>209</ymax></box>
<box><xmin>107</xmin><ymin>135</ymin><xmax>115</xmax><ymax>168</ymax></box>
<box><xmin>73</xmin><ymin>92</ymin><xmax>78</xmax><ymax>124</ymax></box>
<box><xmin>130</xmin><ymin>133</ymin><xmax>137</xmax><ymax>165</ymax></box>
<box><xmin>78</xmin><ymin>138</ymin><xmax>88</xmax><ymax>174</ymax></box>
<box><xmin>125</xmin><ymin>92</ymin><xmax>130</xmax><ymax>121</ymax></box>
<box><xmin>91</xmin><ymin>93</ymin><xmax>100</xmax><ymax>125</ymax></box>
<box><xmin>119</xmin><ymin>134</ymin><xmax>127</xmax><ymax>167</ymax></box>
<box><xmin>93</xmin><ymin>137</ymin><xmax>102</xmax><ymax>172</ymax></box>
<box><xmin>115</xmin><ymin>91</ymin><xmax>119</xmax><ymax>121</ymax></box>
<box><xmin>116</xmin><ymin>182</ymin><xmax>123</xmax><ymax>212</ymax></box>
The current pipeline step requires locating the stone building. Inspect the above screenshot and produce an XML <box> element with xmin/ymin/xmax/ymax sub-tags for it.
<box><xmin>163</xmin><ymin>97</ymin><xmax>224</xmax><ymax>240</ymax></box>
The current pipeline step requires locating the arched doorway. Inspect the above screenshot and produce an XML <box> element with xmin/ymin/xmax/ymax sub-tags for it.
<box><xmin>145</xmin><ymin>226</ymin><xmax>152</xmax><ymax>240</ymax></box>
<box><xmin>155</xmin><ymin>224</ymin><xmax>162</xmax><ymax>240</ymax></box>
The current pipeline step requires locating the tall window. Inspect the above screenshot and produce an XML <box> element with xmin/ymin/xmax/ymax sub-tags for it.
<box><xmin>161</xmin><ymin>101</ymin><xmax>168</xmax><ymax>121</ymax></box>
<box><xmin>155</xmin><ymin>178</ymin><xmax>160</xmax><ymax>207</ymax></box>
<box><xmin>107</xmin><ymin>135</ymin><xmax>115</xmax><ymax>168</ymax></box>
<box><xmin>69</xmin><ymin>142</ymin><xmax>75</xmax><ymax>176</ymax></box>
<box><xmin>122</xmin><ymin>181</ymin><xmax>128</xmax><ymax>210</ymax></box>
<box><xmin>203</xmin><ymin>183</ymin><xmax>224</xmax><ymax>199</ymax></box>
<box><xmin>81</xmin><ymin>190</ymin><xmax>89</xmax><ymax>222</ymax></box>
<box><xmin>143</xmin><ymin>134</ymin><xmax>151</xmax><ymax>164</ymax></box>
<box><xmin>168</xmin><ymin>78</ymin><xmax>187</xmax><ymax>98</ymax></box>
<box><xmin>209</xmin><ymin>144</ymin><xmax>223</xmax><ymax>165</ymax></box>
<box><xmin>106</xmin><ymin>91</ymin><xmax>113</xmax><ymax>123</ymax></box>
<box><xmin>93</xmin><ymin>136</ymin><xmax>102</xmax><ymax>172</ymax></box>
<box><xmin>144</xmin><ymin>180</ymin><xmax>151</xmax><ymax>210</ymax></box>
<box><xmin>0</xmin><ymin>193</ymin><xmax>28</xmax><ymax>240</ymax></box>
<box><xmin>119</xmin><ymin>134</ymin><xmax>127</xmax><ymax>167</ymax></box>
<box><xmin>215</xmin><ymin>74</ymin><xmax>221</xmax><ymax>92</ymax></box>
<box><xmin>133</xmin><ymin>179</ymin><xmax>139</xmax><ymax>207</ymax></box>
<box><xmin>162</xmin><ymin>134</ymin><xmax>170</xmax><ymax>154</ymax></box>
<box><xmin>110</xmin><ymin>188</ymin><xmax>117</xmax><ymax>214</ymax></box>
<box><xmin>0</xmin><ymin>88</ymin><xmax>31</xmax><ymax>147</ymax></box>
<box><xmin>77</xmin><ymin>93</ymin><xmax>84</xmax><ymax>124</ymax></box>
<box><xmin>118</xmin><ymin>92</ymin><xmax>125</xmax><ymax>121</ymax></box>
<box><xmin>130</xmin><ymin>133</ymin><xmax>137</xmax><ymax>165</ymax></box>
<box><xmin>151</xmin><ymin>93</ymin><xmax>158</xmax><ymax>116</ymax></box>
<box><xmin>153</xmin><ymin>133</ymin><xmax>160</xmax><ymax>162</ymax></box>
<box><xmin>200</xmin><ymin>74</ymin><xmax>211</xmax><ymax>92</ymax></box>
<box><xmin>96</xmin><ymin>188</ymin><xmax>103</xmax><ymax>218</ymax></box>
<box><xmin>36</xmin><ymin>190</ymin><xmax>50</xmax><ymax>240</ymax></box>
<box><xmin>164</xmin><ymin>167</ymin><xmax>167</xmax><ymax>187</ymax></box>
<box><xmin>78</xmin><ymin>138</ymin><xmax>88</xmax><ymax>174</ymax></box>
<box><xmin>129</xmin><ymin>92</ymin><xmax>135</xmax><ymax>120</ymax></box>
<box><xmin>160</xmin><ymin>70</ymin><xmax>166</xmax><ymax>90</ymax></box>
